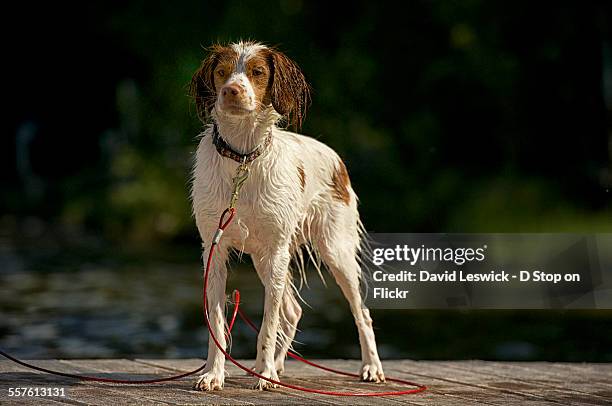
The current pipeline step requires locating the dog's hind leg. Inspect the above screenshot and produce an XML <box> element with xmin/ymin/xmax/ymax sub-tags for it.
<box><xmin>315</xmin><ymin>203</ymin><xmax>385</xmax><ymax>383</ymax></box>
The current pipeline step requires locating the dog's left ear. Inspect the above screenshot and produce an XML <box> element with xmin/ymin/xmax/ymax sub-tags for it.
<box><xmin>190</xmin><ymin>45</ymin><xmax>224</xmax><ymax>122</ymax></box>
<box><xmin>268</xmin><ymin>49</ymin><xmax>311</xmax><ymax>130</ymax></box>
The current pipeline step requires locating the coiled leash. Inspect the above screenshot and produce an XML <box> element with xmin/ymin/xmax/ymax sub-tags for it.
<box><xmin>0</xmin><ymin>159</ymin><xmax>427</xmax><ymax>396</ymax></box>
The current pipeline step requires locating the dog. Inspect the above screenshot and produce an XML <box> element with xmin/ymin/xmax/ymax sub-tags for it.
<box><xmin>189</xmin><ymin>41</ymin><xmax>385</xmax><ymax>391</ymax></box>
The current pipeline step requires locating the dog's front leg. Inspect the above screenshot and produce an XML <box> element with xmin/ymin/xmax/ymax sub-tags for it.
<box><xmin>194</xmin><ymin>241</ymin><xmax>228</xmax><ymax>391</ymax></box>
<box><xmin>252</xmin><ymin>246</ymin><xmax>291</xmax><ymax>390</ymax></box>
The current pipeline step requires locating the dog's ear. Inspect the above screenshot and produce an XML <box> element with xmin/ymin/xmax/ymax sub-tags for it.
<box><xmin>190</xmin><ymin>45</ymin><xmax>224</xmax><ymax>122</ymax></box>
<box><xmin>268</xmin><ymin>49</ymin><xmax>311</xmax><ymax>130</ymax></box>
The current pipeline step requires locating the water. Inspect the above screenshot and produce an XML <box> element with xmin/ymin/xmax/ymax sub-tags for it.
<box><xmin>0</xmin><ymin>236</ymin><xmax>358</xmax><ymax>360</ymax></box>
<box><xmin>1</xmin><ymin>234</ymin><xmax>611</xmax><ymax>362</ymax></box>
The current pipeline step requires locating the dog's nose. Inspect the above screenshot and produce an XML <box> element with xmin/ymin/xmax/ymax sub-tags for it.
<box><xmin>221</xmin><ymin>84</ymin><xmax>243</xmax><ymax>97</ymax></box>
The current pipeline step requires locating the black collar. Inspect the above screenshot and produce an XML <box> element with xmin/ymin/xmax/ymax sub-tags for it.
<box><xmin>211</xmin><ymin>123</ymin><xmax>272</xmax><ymax>164</ymax></box>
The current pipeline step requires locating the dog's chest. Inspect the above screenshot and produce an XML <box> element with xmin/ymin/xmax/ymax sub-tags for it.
<box><xmin>228</xmin><ymin>190</ymin><xmax>290</xmax><ymax>254</ymax></box>
<box><xmin>199</xmin><ymin>166</ymin><xmax>298</xmax><ymax>252</ymax></box>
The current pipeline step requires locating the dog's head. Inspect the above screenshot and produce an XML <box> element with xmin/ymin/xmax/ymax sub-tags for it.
<box><xmin>190</xmin><ymin>41</ymin><xmax>311</xmax><ymax>129</ymax></box>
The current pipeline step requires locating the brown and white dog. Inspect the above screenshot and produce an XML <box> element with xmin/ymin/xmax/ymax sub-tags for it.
<box><xmin>189</xmin><ymin>41</ymin><xmax>384</xmax><ymax>391</ymax></box>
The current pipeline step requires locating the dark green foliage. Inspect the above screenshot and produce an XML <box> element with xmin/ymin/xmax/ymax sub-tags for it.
<box><xmin>2</xmin><ymin>1</ymin><xmax>611</xmax><ymax>241</ymax></box>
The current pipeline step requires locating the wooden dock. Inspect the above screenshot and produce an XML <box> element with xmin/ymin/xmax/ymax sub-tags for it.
<box><xmin>2</xmin><ymin>358</ymin><xmax>611</xmax><ymax>405</ymax></box>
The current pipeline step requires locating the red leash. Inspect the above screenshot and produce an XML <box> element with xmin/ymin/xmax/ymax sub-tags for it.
<box><xmin>0</xmin><ymin>206</ymin><xmax>426</xmax><ymax>396</ymax></box>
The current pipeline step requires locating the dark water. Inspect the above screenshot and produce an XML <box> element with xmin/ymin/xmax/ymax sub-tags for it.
<box><xmin>0</xmin><ymin>234</ymin><xmax>358</xmax><ymax>360</ymax></box>
<box><xmin>1</xmin><ymin>233</ymin><xmax>611</xmax><ymax>362</ymax></box>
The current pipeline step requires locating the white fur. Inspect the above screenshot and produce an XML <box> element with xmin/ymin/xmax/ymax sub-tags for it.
<box><xmin>191</xmin><ymin>41</ymin><xmax>385</xmax><ymax>391</ymax></box>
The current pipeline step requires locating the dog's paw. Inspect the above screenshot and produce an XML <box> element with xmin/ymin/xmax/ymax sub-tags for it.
<box><xmin>193</xmin><ymin>370</ymin><xmax>225</xmax><ymax>391</ymax></box>
<box><xmin>360</xmin><ymin>361</ymin><xmax>386</xmax><ymax>383</ymax></box>
<box><xmin>252</xmin><ymin>369</ymin><xmax>280</xmax><ymax>391</ymax></box>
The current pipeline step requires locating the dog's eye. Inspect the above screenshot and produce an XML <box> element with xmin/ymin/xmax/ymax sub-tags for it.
<box><xmin>217</xmin><ymin>69</ymin><xmax>225</xmax><ymax>77</ymax></box>
<box><xmin>252</xmin><ymin>67</ymin><xmax>264</xmax><ymax>77</ymax></box>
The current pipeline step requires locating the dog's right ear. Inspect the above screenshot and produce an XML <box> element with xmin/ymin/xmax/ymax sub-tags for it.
<box><xmin>268</xmin><ymin>49</ymin><xmax>311</xmax><ymax>130</ymax></box>
<box><xmin>190</xmin><ymin>45</ymin><xmax>225</xmax><ymax>122</ymax></box>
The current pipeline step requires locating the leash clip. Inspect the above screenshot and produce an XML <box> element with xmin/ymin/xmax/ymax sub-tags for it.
<box><xmin>212</xmin><ymin>228</ymin><xmax>224</xmax><ymax>245</ymax></box>
<box><xmin>229</xmin><ymin>158</ymin><xmax>250</xmax><ymax>209</ymax></box>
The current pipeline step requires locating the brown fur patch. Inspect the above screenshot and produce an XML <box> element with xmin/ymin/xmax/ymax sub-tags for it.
<box><xmin>265</xmin><ymin>48</ymin><xmax>311</xmax><ymax>130</ymax></box>
<box><xmin>297</xmin><ymin>163</ymin><xmax>306</xmax><ymax>192</ymax></box>
<box><xmin>245</xmin><ymin>53</ymin><xmax>270</xmax><ymax>107</ymax></box>
<box><xmin>190</xmin><ymin>45</ymin><xmax>238</xmax><ymax>121</ymax></box>
<box><xmin>330</xmin><ymin>160</ymin><xmax>351</xmax><ymax>205</ymax></box>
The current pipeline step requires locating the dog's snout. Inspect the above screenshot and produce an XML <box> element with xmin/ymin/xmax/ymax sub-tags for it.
<box><xmin>221</xmin><ymin>84</ymin><xmax>243</xmax><ymax>97</ymax></box>
<box><xmin>219</xmin><ymin>82</ymin><xmax>251</xmax><ymax>113</ymax></box>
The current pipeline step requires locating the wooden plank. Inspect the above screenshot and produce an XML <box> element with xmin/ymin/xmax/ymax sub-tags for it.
<box><xmin>1</xmin><ymin>359</ymin><xmax>610</xmax><ymax>405</ymax></box>
<box><xmin>0</xmin><ymin>359</ymin><xmax>157</xmax><ymax>406</ymax></box>
<box><xmin>297</xmin><ymin>359</ymin><xmax>490</xmax><ymax>406</ymax></box>
<box><xmin>118</xmin><ymin>358</ymin><xmax>331</xmax><ymax>405</ymax></box>
<box><xmin>378</xmin><ymin>361</ymin><xmax>550</xmax><ymax>406</ymax></box>
<box><xmin>434</xmin><ymin>360</ymin><xmax>612</xmax><ymax>405</ymax></box>
<box><xmin>248</xmin><ymin>359</ymin><xmax>421</xmax><ymax>405</ymax></box>
<box><xmin>134</xmin><ymin>358</ymin><xmax>335</xmax><ymax>405</ymax></box>
<box><xmin>385</xmin><ymin>360</ymin><xmax>565</xmax><ymax>405</ymax></box>
<box><xmin>437</xmin><ymin>361</ymin><xmax>612</xmax><ymax>399</ymax></box>
<box><xmin>551</xmin><ymin>363</ymin><xmax>612</xmax><ymax>385</ymax></box>
<box><xmin>60</xmin><ymin>359</ymin><xmax>258</xmax><ymax>406</ymax></box>
<box><xmin>2</xmin><ymin>400</ymin><xmax>70</xmax><ymax>406</ymax></box>
<box><xmin>391</xmin><ymin>360</ymin><xmax>606</xmax><ymax>406</ymax></box>
<box><xmin>135</xmin><ymin>358</ymin><xmax>409</xmax><ymax>406</ymax></box>
<box><xmin>57</xmin><ymin>359</ymin><xmax>198</xmax><ymax>405</ymax></box>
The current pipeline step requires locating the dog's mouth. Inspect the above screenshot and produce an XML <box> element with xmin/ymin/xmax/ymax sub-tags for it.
<box><xmin>219</xmin><ymin>103</ymin><xmax>255</xmax><ymax>115</ymax></box>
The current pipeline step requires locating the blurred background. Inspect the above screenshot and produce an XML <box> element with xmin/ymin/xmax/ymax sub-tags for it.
<box><xmin>1</xmin><ymin>1</ymin><xmax>611</xmax><ymax>361</ymax></box>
